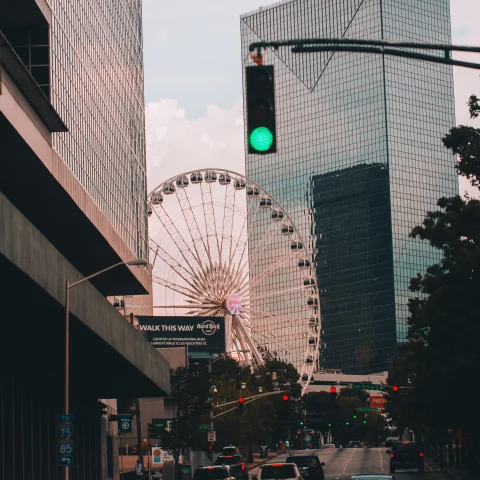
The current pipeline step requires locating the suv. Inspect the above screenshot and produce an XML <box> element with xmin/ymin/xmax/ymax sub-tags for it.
<box><xmin>256</xmin><ymin>463</ymin><xmax>301</xmax><ymax>480</ymax></box>
<box><xmin>286</xmin><ymin>452</ymin><xmax>326</xmax><ymax>480</ymax></box>
<box><xmin>387</xmin><ymin>441</ymin><xmax>424</xmax><ymax>473</ymax></box>
<box><xmin>194</xmin><ymin>466</ymin><xmax>235</xmax><ymax>480</ymax></box>
<box><xmin>214</xmin><ymin>454</ymin><xmax>248</xmax><ymax>480</ymax></box>
<box><xmin>384</xmin><ymin>437</ymin><xmax>399</xmax><ymax>448</ymax></box>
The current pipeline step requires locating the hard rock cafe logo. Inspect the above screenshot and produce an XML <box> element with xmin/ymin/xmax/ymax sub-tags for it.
<box><xmin>198</xmin><ymin>320</ymin><xmax>220</xmax><ymax>336</ymax></box>
<box><xmin>225</xmin><ymin>294</ymin><xmax>243</xmax><ymax>315</ymax></box>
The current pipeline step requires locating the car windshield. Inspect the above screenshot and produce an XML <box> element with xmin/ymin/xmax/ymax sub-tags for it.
<box><xmin>286</xmin><ymin>456</ymin><xmax>319</xmax><ymax>467</ymax></box>
<box><xmin>260</xmin><ymin>465</ymin><xmax>296</xmax><ymax>479</ymax></box>
<box><xmin>215</xmin><ymin>455</ymin><xmax>243</xmax><ymax>466</ymax></box>
<box><xmin>223</xmin><ymin>447</ymin><xmax>237</xmax><ymax>455</ymax></box>
<box><xmin>195</xmin><ymin>469</ymin><xmax>230</xmax><ymax>480</ymax></box>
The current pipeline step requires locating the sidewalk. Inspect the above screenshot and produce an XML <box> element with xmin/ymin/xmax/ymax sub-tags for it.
<box><xmin>247</xmin><ymin>452</ymin><xmax>280</xmax><ymax>470</ymax></box>
<box><xmin>424</xmin><ymin>457</ymin><xmax>478</xmax><ymax>480</ymax></box>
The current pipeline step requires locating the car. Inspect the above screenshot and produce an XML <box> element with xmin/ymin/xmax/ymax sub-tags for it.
<box><xmin>214</xmin><ymin>454</ymin><xmax>248</xmax><ymax>480</ymax></box>
<box><xmin>223</xmin><ymin>445</ymin><xmax>239</xmax><ymax>455</ymax></box>
<box><xmin>348</xmin><ymin>441</ymin><xmax>362</xmax><ymax>448</ymax></box>
<box><xmin>323</xmin><ymin>444</ymin><xmax>335</xmax><ymax>449</ymax></box>
<box><xmin>351</xmin><ymin>475</ymin><xmax>396</xmax><ymax>480</ymax></box>
<box><xmin>286</xmin><ymin>452</ymin><xmax>326</xmax><ymax>480</ymax></box>
<box><xmin>384</xmin><ymin>437</ymin><xmax>399</xmax><ymax>448</ymax></box>
<box><xmin>194</xmin><ymin>466</ymin><xmax>235</xmax><ymax>480</ymax></box>
<box><xmin>255</xmin><ymin>463</ymin><xmax>301</xmax><ymax>480</ymax></box>
<box><xmin>387</xmin><ymin>441</ymin><xmax>424</xmax><ymax>473</ymax></box>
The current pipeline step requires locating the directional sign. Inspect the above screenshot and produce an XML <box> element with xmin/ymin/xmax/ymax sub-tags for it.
<box><xmin>118</xmin><ymin>415</ymin><xmax>133</xmax><ymax>433</ymax></box>
<box><xmin>57</xmin><ymin>414</ymin><xmax>74</xmax><ymax>423</ymax></box>
<box><xmin>198</xmin><ymin>425</ymin><xmax>211</xmax><ymax>431</ymax></box>
<box><xmin>357</xmin><ymin>407</ymin><xmax>380</xmax><ymax>412</ymax></box>
<box><xmin>152</xmin><ymin>418</ymin><xmax>175</xmax><ymax>433</ymax></box>
<box><xmin>58</xmin><ymin>426</ymin><xmax>74</xmax><ymax>439</ymax></box>
<box><xmin>58</xmin><ymin>441</ymin><xmax>74</xmax><ymax>455</ymax></box>
<box><xmin>350</xmin><ymin>383</ymin><xmax>382</xmax><ymax>391</ymax></box>
<box><xmin>58</xmin><ymin>454</ymin><xmax>74</xmax><ymax>467</ymax></box>
<box><xmin>208</xmin><ymin>431</ymin><xmax>216</xmax><ymax>442</ymax></box>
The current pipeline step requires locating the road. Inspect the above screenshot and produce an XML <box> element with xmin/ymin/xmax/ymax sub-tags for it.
<box><xmin>249</xmin><ymin>447</ymin><xmax>454</xmax><ymax>479</ymax></box>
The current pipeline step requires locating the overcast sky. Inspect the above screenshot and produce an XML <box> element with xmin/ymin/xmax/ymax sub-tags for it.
<box><xmin>142</xmin><ymin>0</ymin><xmax>480</xmax><ymax>197</ymax></box>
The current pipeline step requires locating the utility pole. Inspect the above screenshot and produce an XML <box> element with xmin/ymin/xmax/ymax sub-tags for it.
<box><xmin>135</xmin><ymin>398</ymin><xmax>144</xmax><ymax>468</ymax></box>
<box><xmin>208</xmin><ymin>359</ymin><xmax>214</xmax><ymax>464</ymax></box>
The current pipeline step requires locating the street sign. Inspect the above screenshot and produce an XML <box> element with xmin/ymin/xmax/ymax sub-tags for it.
<box><xmin>58</xmin><ymin>441</ymin><xmax>74</xmax><ymax>455</ymax></box>
<box><xmin>57</xmin><ymin>425</ymin><xmax>74</xmax><ymax>439</ymax></box>
<box><xmin>198</xmin><ymin>425</ymin><xmax>211</xmax><ymax>431</ymax></box>
<box><xmin>57</xmin><ymin>414</ymin><xmax>74</xmax><ymax>423</ymax></box>
<box><xmin>58</xmin><ymin>455</ymin><xmax>74</xmax><ymax>467</ymax></box>
<box><xmin>208</xmin><ymin>431</ymin><xmax>216</xmax><ymax>442</ymax></box>
<box><xmin>118</xmin><ymin>415</ymin><xmax>133</xmax><ymax>433</ymax></box>
<box><xmin>357</xmin><ymin>407</ymin><xmax>380</xmax><ymax>412</ymax></box>
<box><xmin>350</xmin><ymin>383</ymin><xmax>382</xmax><ymax>391</ymax></box>
<box><xmin>152</xmin><ymin>418</ymin><xmax>175</xmax><ymax>433</ymax></box>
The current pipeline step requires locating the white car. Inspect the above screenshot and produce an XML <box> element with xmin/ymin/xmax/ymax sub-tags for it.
<box><xmin>256</xmin><ymin>463</ymin><xmax>302</xmax><ymax>480</ymax></box>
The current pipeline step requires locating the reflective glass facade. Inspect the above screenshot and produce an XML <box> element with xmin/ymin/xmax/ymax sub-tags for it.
<box><xmin>49</xmin><ymin>0</ymin><xmax>148</xmax><ymax>258</ymax></box>
<box><xmin>241</xmin><ymin>0</ymin><xmax>457</xmax><ymax>373</ymax></box>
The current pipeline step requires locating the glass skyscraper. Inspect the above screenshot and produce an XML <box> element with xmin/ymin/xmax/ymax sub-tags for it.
<box><xmin>49</xmin><ymin>0</ymin><xmax>148</xmax><ymax>258</ymax></box>
<box><xmin>241</xmin><ymin>0</ymin><xmax>458</xmax><ymax>373</ymax></box>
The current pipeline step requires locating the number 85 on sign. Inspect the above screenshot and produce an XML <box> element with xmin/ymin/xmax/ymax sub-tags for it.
<box><xmin>58</xmin><ymin>441</ymin><xmax>74</xmax><ymax>454</ymax></box>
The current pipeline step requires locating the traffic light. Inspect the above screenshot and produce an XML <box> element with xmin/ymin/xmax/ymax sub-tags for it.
<box><xmin>245</xmin><ymin>65</ymin><xmax>277</xmax><ymax>154</ymax></box>
<box><xmin>363</xmin><ymin>420</ymin><xmax>367</xmax><ymax>424</ymax></box>
<box><xmin>208</xmin><ymin>444</ymin><xmax>214</xmax><ymax>452</ymax></box>
<box><xmin>392</xmin><ymin>385</ymin><xmax>399</xmax><ymax>392</ymax></box>
<box><xmin>328</xmin><ymin>423</ymin><xmax>332</xmax><ymax>427</ymax></box>
<box><xmin>238</xmin><ymin>397</ymin><xmax>245</xmax><ymax>412</ymax></box>
<box><xmin>345</xmin><ymin>421</ymin><xmax>349</xmax><ymax>425</ymax></box>
<box><xmin>330</xmin><ymin>386</ymin><xmax>337</xmax><ymax>399</ymax></box>
<box><xmin>353</xmin><ymin>415</ymin><xmax>357</xmax><ymax>419</ymax></box>
<box><xmin>300</xmin><ymin>420</ymin><xmax>304</xmax><ymax>426</ymax></box>
<box><xmin>282</xmin><ymin>394</ymin><xmax>289</xmax><ymax>401</ymax></box>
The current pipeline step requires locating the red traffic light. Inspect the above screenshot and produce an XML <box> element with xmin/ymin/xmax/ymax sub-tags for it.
<box><xmin>330</xmin><ymin>386</ymin><xmax>336</xmax><ymax>393</ymax></box>
<box><xmin>282</xmin><ymin>394</ymin><xmax>289</xmax><ymax>401</ymax></box>
<box><xmin>238</xmin><ymin>397</ymin><xmax>245</xmax><ymax>403</ymax></box>
<box><xmin>208</xmin><ymin>445</ymin><xmax>214</xmax><ymax>451</ymax></box>
<box><xmin>392</xmin><ymin>385</ymin><xmax>399</xmax><ymax>392</ymax></box>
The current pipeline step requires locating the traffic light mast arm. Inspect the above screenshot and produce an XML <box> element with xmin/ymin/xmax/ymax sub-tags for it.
<box><xmin>248</xmin><ymin>38</ymin><xmax>480</xmax><ymax>70</ymax></box>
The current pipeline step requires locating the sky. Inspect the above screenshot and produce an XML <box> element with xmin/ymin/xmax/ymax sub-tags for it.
<box><xmin>142</xmin><ymin>0</ymin><xmax>480</xmax><ymax>198</ymax></box>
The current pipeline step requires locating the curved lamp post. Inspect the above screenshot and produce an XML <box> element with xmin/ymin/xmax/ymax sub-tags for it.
<box><xmin>63</xmin><ymin>258</ymin><xmax>147</xmax><ymax>479</ymax></box>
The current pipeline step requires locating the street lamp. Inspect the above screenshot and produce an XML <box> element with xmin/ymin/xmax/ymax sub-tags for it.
<box><xmin>63</xmin><ymin>258</ymin><xmax>147</xmax><ymax>479</ymax></box>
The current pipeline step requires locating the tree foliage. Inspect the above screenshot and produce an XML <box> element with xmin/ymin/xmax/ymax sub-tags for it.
<box><xmin>385</xmin><ymin>90</ymin><xmax>480</xmax><ymax>448</ymax></box>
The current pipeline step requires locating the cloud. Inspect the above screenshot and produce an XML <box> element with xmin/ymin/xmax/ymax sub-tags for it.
<box><xmin>156</xmin><ymin>27</ymin><xmax>169</xmax><ymax>48</ymax></box>
<box><xmin>145</xmin><ymin>99</ymin><xmax>246</xmax><ymax>192</ymax></box>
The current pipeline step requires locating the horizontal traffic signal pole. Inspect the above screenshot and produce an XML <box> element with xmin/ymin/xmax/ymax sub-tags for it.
<box><xmin>249</xmin><ymin>38</ymin><xmax>480</xmax><ymax>70</ymax></box>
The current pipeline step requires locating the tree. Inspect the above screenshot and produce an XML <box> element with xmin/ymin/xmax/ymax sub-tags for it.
<box><xmin>386</xmin><ymin>89</ymin><xmax>480</xmax><ymax>462</ymax></box>
<box><xmin>160</xmin><ymin>365</ymin><xmax>211</xmax><ymax>472</ymax></box>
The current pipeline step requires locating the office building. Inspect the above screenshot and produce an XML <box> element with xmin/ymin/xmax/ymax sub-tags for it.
<box><xmin>241</xmin><ymin>0</ymin><xmax>458</xmax><ymax>373</ymax></box>
<box><xmin>0</xmin><ymin>0</ymin><xmax>169</xmax><ymax>478</ymax></box>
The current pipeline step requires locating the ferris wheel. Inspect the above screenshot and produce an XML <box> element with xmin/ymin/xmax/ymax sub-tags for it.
<box><xmin>147</xmin><ymin>168</ymin><xmax>321</xmax><ymax>393</ymax></box>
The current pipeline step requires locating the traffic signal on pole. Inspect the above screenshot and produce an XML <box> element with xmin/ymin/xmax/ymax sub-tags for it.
<box><xmin>282</xmin><ymin>394</ymin><xmax>289</xmax><ymax>401</ymax></box>
<box><xmin>245</xmin><ymin>65</ymin><xmax>277</xmax><ymax>154</ymax></box>
<box><xmin>208</xmin><ymin>444</ymin><xmax>214</xmax><ymax>452</ymax></box>
<box><xmin>353</xmin><ymin>415</ymin><xmax>357</xmax><ymax>419</ymax></box>
<box><xmin>238</xmin><ymin>397</ymin><xmax>245</xmax><ymax>412</ymax></box>
<box><xmin>392</xmin><ymin>385</ymin><xmax>399</xmax><ymax>394</ymax></box>
<box><xmin>330</xmin><ymin>386</ymin><xmax>337</xmax><ymax>399</ymax></box>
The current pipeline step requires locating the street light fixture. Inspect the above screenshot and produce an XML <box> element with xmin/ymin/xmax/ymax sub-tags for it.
<box><xmin>63</xmin><ymin>258</ymin><xmax>148</xmax><ymax>480</ymax></box>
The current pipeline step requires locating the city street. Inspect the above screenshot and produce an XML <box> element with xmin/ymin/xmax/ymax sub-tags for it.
<box><xmin>250</xmin><ymin>448</ymin><xmax>454</xmax><ymax>479</ymax></box>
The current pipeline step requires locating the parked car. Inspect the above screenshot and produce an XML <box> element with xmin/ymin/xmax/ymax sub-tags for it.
<box><xmin>286</xmin><ymin>452</ymin><xmax>326</xmax><ymax>480</ymax></box>
<box><xmin>348</xmin><ymin>441</ymin><xmax>362</xmax><ymax>448</ymax></box>
<box><xmin>387</xmin><ymin>441</ymin><xmax>424</xmax><ymax>473</ymax></box>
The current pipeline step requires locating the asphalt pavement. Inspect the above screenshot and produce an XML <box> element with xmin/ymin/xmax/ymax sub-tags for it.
<box><xmin>249</xmin><ymin>447</ymin><xmax>459</xmax><ymax>479</ymax></box>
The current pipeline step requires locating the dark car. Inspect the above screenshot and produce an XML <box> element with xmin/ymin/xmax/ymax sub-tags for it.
<box><xmin>194</xmin><ymin>466</ymin><xmax>234</xmax><ymax>480</ymax></box>
<box><xmin>384</xmin><ymin>437</ymin><xmax>399</xmax><ymax>448</ymax></box>
<box><xmin>286</xmin><ymin>452</ymin><xmax>326</xmax><ymax>480</ymax></box>
<box><xmin>348</xmin><ymin>441</ymin><xmax>361</xmax><ymax>448</ymax></box>
<box><xmin>387</xmin><ymin>441</ymin><xmax>424</xmax><ymax>473</ymax></box>
<box><xmin>214</xmin><ymin>454</ymin><xmax>248</xmax><ymax>480</ymax></box>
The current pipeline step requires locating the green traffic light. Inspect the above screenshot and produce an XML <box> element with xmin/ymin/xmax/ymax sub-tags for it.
<box><xmin>353</xmin><ymin>415</ymin><xmax>357</xmax><ymax>419</ymax></box>
<box><xmin>328</xmin><ymin>423</ymin><xmax>332</xmax><ymax>427</ymax></box>
<box><xmin>363</xmin><ymin>420</ymin><xmax>367</xmax><ymax>424</ymax></box>
<box><xmin>346</xmin><ymin>422</ymin><xmax>349</xmax><ymax>425</ymax></box>
<box><xmin>249</xmin><ymin>127</ymin><xmax>274</xmax><ymax>152</ymax></box>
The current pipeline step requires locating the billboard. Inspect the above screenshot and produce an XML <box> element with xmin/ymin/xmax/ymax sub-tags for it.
<box><xmin>135</xmin><ymin>316</ymin><xmax>226</xmax><ymax>353</ymax></box>
<box><xmin>370</xmin><ymin>396</ymin><xmax>386</xmax><ymax>409</ymax></box>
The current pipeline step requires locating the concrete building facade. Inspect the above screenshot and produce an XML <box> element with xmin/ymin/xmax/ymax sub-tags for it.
<box><xmin>0</xmin><ymin>0</ymin><xmax>170</xmax><ymax>479</ymax></box>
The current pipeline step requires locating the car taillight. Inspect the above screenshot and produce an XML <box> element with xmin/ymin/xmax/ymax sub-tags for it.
<box><xmin>390</xmin><ymin>454</ymin><xmax>394</xmax><ymax>458</ymax></box>
<box><xmin>420</xmin><ymin>452</ymin><xmax>424</xmax><ymax>457</ymax></box>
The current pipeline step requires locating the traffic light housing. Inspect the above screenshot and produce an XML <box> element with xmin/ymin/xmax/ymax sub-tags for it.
<box><xmin>282</xmin><ymin>394</ymin><xmax>289</xmax><ymax>401</ymax></box>
<box><xmin>208</xmin><ymin>444</ymin><xmax>214</xmax><ymax>452</ymax></box>
<box><xmin>245</xmin><ymin>65</ymin><xmax>277</xmax><ymax>154</ymax></box>
<box><xmin>330</xmin><ymin>386</ymin><xmax>337</xmax><ymax>399</ymax></box>
<box><xmin>392</xmin><ymin>385</ymin><xmax>399</xmax><ymax>392</ymax></box>
<box><xmin>238</xmin><ymin>397</ymin><xmax>245</xmax><ymax>412</ymax></box>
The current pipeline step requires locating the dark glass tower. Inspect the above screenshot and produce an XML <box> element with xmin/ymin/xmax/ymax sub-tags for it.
<box><xmin>241</xmin><ymin>0</ymin><xmax>458</xmax><ymax>373</ymax></box>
